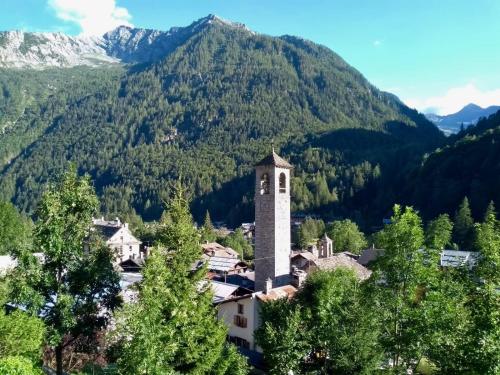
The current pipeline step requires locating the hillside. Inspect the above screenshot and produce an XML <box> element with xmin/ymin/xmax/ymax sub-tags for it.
<box><xmin>426</xmin><ymin>103</ymin><xmax>500</xmax><ymax>135</ymax></box>
<box><xmin>0</xmin><ymin>16</ymin><xmax>444</xmax><ymax>227</ymax></box>
<box><xmin>405</xmin><ymin>110</ymin><xmax>500</xmax><ymax>220</ymax></box>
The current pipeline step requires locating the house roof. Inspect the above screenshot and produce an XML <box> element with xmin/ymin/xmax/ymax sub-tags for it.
<box><xmin>96</xmin><ymin>225</ymin><xmax>121</xmax><ymax>239</ymax></box>
<box><xmin>218</xmin><ymin>272</ymin><xmax>255</xmax><ymax>291</ymax></box>
<box><xmin>291</xmin><ymin>251</ymin><xmax>317</xmax><ymax>262</ymax></box>
<box><xmin>312</xmin><ymin>253</ymin><xmax>372</xmax><ymax>280</ymax></box>
<box><xmin>202</xmin><ymin>242</ymin><xmax>240</xmax><ymax>258</ymax></box>
<box><xmin>211</xmin><ymin>281</ymin><xmax>241</xmax><ymax>304</ymax></box>
<box><xmin>207</xmin><ymin>256</ymin><xmax>247</xmax><ymax>273</ymax></box>
<box><xmin>255</xmin><ymin>151</ymin><xmax>293</xmax><ymax>169</ymax></box>
<box><xmin>440</xmin><ymin>250</ymin><xmax>479</xmax><ymax>268</ymax></box>
<box><xmin>257</xmin><ymin>284</ymin><xmax>297</xmax><ymax>302</ymax></box>
<box><xmin>357</xmin><ymin>247</ymin><xmax>384</xmax><ymax>266</ymax></box>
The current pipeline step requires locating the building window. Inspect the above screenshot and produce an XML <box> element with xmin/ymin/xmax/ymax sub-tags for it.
<box><xmin>260</xmin><ymin>173</ymin><xmax>270</xmax><ymax>195</ymax></box>
<box><xmin>237</xmin><ymin>303</ymin><xmax>244</xmax><ymax>314</ymax></box>
<box><xmin>279</xmin><ymin>172</ymin><xmax>286</xmax><ymax>193</ymax></box>
<box><xmin>228</xmin><ymin>336</ymin><xmax>250</xmax><ymax>349</ymax></box>
<box><xmin>234</xmin><ymin>315</ymin><xmax>247</xmax><ymax>328</ymax></box>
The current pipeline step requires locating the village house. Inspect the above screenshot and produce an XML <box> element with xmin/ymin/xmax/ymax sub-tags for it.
<box><xmin>92</xmin><ymin>217</ymin><xmax>142</xmax><ymax>263</ymax></box>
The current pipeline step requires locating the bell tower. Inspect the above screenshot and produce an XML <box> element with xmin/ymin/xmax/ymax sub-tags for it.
<box><xmin>254</xmin><ymin>150</ymin><xmax>292</xmax><ymax>292</ymax></box>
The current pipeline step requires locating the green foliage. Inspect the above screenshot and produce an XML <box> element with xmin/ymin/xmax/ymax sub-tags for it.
<box><xmin>326</xmin><ymin>219</ymin><xmax>367</xmax><ymax>254</ymax></box>
<box><xmin>0</xmin><ymin>24</ymin><xmax>443</xmax><ymax>227</ymax></box>
<box><xmin>464</xmin><ymin>204</ymin><xmax>500</xmax><ymax>374</ymax></box>
<box><xmin>0</xmin><ymin>310</ymin><xmax>45</xmax><ymax>361</ymax></box>
<box><xmin>114</xmin><ymin>182</ymin><xmax>248</xmax><ymax>374</ymax></box>
<box><xmin>254</xmin><ymin>299</ymin><xmax>309</xmax><ymax>375</ymax></box>
<box><xmin>373</xmin><ymin>205</ymin><xmax>432</xmax><ymax>372</ymax></box>
<box><xmin>453</xmin><ymin>197</ymin><xmax>475</xmax><ymax>250</ymax></box>
<box><xmin>425</xmin><ymin>213</ymin><xmax>453</xmax><ymax>250</ymax></box>
<box><xmin>406</xmin><ymin>111</ymin><xmax>500</xmax><ymax>224</ymax></box>
<box><xmin>297</xmin><ymin>269</ymin><xmax>382</xmax><ymax>374</ymax></box>
<box><xmin>295</xmin><ymin>217</ymin><xmax>325</xmax><ymax>248</ymax></box>
<box><xmin>0</xmin><ymin>356</ymin><xmax>43</xmax><ymax>375</ymax></box>
<box><xmin>200</xmin><ymin>210</ymin><xmax>217</xmax><ymax>243</ymax></box>
<box><xmin>0</xmin><ymin>200</ymin><xmax>31</xmax><ymax>255</ymax></box>
<box><xmin>256</xmin><ymin>269</ymin><xmax>382</xmax><ymax>374</ymax></box>
<box><xmin>220</xmin><ymin>228</ymin><xmax>253</xmax><ymax>260</ymax></box>
<box><xmin>9</xmin><ymin>167</ymin><xmax>121</xmax><ymax>375</ymax></box>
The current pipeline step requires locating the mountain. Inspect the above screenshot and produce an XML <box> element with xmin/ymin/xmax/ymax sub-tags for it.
<box><xmin>0</xmin><ymin>15</ymin><xmax>249</xmax><ymax>68</ymax></box>
<box><xmin>404</xmin><ymin>109</ymin><xmax>500</xmax><ymax>221</ymax></box>
<box><xmin>426</xmin><ymin>103</ymin><xmax>500</xmax><ymax>135</ymax></box>
<box><xmin>0</xmin><ymin>15</ymin><xmax>444</xmax><ymax>228</ymax></box>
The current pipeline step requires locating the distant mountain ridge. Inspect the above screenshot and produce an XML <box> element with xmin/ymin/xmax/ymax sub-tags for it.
<box><xmin>0</xmin><ymin>15</ymin><xmax>248</xmax><ymax>68</ymax></box>
<box><xmin>426</xmin><ymin>103</ymin><xmax>500</xmax><ymax>135</ymax></box>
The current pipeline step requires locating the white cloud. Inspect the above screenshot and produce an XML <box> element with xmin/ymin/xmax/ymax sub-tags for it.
<box><xmin>48</xmin><ymin>0</ymin><xmax>133</xmax><ymax>36</ymax></box>
<box><xmin>373</xmin><ymin>40</ymin><xmax>382</xmax><ymax>47</ymax></box>
<box><xmin>403</xmin><ymin>83</ymin><xmax>500</xmax><ymax>115</ymax></box>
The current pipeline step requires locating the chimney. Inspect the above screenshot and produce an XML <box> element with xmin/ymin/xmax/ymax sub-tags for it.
<box><xmin>264</xmin><ymin>278</ymin><xmax>273</xmax><ymax>294</ymax></box>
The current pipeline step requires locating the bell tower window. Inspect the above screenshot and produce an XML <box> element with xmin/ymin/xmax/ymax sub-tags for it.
<box><xmin>279</xmin><ymin>172</ymin><xmax>286</xmax><ymax>193</ymax></box>
<box><xmin>260</xmin><ymin>173</ymin><xmax>270</xmax><ymax>195</ymax></box>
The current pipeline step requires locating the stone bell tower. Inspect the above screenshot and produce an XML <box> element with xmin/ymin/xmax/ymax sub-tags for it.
<box><xmin>254</xmin><ymin>150</ymin><xmax>292</xmax><ymax>292</ymax></box>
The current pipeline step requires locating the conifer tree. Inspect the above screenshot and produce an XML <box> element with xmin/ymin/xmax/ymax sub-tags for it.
<box><xmin>453</xmin><ymin>197</ymin><xmax>474</xmax><ymax>250</ymax></box>
<box><xmin>200</xmin><ymin>210</ymin><xmax>217</xmax><ymax>243</ymax></box>
<box><xmin>115</xmin><ymin>182</ymin><xmax>248</xmax><ymax>374</ymax></box>
<box><xmin>425</xmin><ymin>213</ymin><xmax>453</xmax><ymax>250</ymax></box>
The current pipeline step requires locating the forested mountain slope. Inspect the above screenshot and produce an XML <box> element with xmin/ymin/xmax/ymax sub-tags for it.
<box><xmin>0</xmin><ymin>16</ymin><xmax>444</xmax><ymax>227</ymax></box>
<box><xmin>404</xmin><ymin>110</ymin><xmax>500</xmax><ymax>220</ymax></box>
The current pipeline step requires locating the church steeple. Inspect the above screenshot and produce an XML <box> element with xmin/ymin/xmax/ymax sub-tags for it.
<box><xmin>254</xmin><ymin>150</ymin><xmax>292</xmax><ymax>291</ymax></box>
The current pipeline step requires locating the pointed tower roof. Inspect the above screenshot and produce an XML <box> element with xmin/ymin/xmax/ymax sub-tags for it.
<box><xmin>255</xmin><ymin>151</ymin><xmax>293</xmax><ymax>169</ymax></box>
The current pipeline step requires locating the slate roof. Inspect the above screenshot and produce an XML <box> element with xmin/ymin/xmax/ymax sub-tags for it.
<box><xmin>357</xmin><ymin>247</ymin><xmax>385</xmax><ymax>266</ymax></box>
<box><xmin>255</xmin><ymin>151</ymin><xmax>293</xmax><ymax>169</ymax></box>
<box><xmin>312</xmin><ymin>253</ymin><xmax>372</xmax><ymax>280</ymax></box>
<box><xmin>202</xmin><ymin>242</ymin><xmax>240</xmax><ymax>258</ymax></box>
<box><xmin>211</xmin><ymin>281</ymin><xmax>241</xmax><ymax>304</ymax></box>
<box><xmin>256</xmin><ymin>285</ymin><xmax>297</xmax><ymax>302</ymax></box>
<box><xmin>291</xmin><ymin>251</ymin><xmax>317</xmax><ymax>262</ymax></box>
<box><xmin>207</xmin><ymin>256</ymin><xmax>247</xmax><ymax>272</ymax></box>
<box><xmin>94</xmin><ymin>225</ymin><xmax>121</xmax><ymax>240</ymax></box>
<box><xmin>440</xmin><ymin>250</ymin><xmax>479</xmax><ymax>268</ymax></box>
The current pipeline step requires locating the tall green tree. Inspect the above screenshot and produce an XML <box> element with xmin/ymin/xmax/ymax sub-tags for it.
<box><xmin>9</xmin><ymin>167</ymin><xmax>121</xmax><ymax>375</ymax></box>
<box><xmin>115</xmin><ymin>182</ymin><xmax>248</xmax><ymax>374</ymax></box>
<box><xmin>326</xmin><ymin>219</ymin><xmax>367</xmax><ymax>254</ymax></box>
<box><xmin>425</xmin><ymin>213</ymin><xmax>453</xmax><ymax>250</ymax></box>
<box><xmin>465</xmin><ymin>204</ymin><xmax>500</xmax><ymax>374</ymax></box>
<box><xmin>297</xmin><ymin>269</ymin><xmax>382</xmax><ymax>374</ymax></box>
<box><xmin>453</xmin><ymin>197</ymin><xmax>475</xmax><ymax>250</ymax></box>
<box><xmin>373</xmin><ymin>205</ymin><xmax>439</xmax><ymax>373</ymax></box>
<box><xmin>295</xmin><ymin>218</ymin><xmax>325</xmax><ymax>249</ymax></box>
<box><xmin>0</xmin><ymin>200</ymin><xmax>31</xmax><ymax>255</ymax></box>
<box><xmin>255</xmin><ymin>300</ymin><xmax>310</xmax><ymax>375</ymax></box>
<box><xmin>200</xmin><ymin>210</ymin><xmax>217</xmax><ymax>243</ymax></box>
<box><xmin>256</xmin><ymin>269</ymin><xmax>381</xmax><ymax>374</ymax></box>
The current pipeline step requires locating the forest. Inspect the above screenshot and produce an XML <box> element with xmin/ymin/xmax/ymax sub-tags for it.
<box><xmin>0</xmin><ymin>21</ymin><xmax>445</xmax><ymax>230</ymax></box>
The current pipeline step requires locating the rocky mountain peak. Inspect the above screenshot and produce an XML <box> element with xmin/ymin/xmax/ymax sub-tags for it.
<box><xmin>0</xmin><ymin>15</ymin><xmax>254</xmax><ymax>69</ymax></box>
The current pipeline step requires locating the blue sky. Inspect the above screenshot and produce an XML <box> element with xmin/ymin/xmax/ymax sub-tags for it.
<box><xmin>1</xmin><ymin>0</ymin><xmax>500</xmax><ymax>115</ymax></box>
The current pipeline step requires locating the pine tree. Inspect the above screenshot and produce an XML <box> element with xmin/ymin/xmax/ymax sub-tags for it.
<box><xmin>200</xmin><ymin>210</ymin><xmax>217</xmax><ymax>243</ymax></box>
<box><xmin>483</xmin><ymin>200</ymin><xmax>496</xmax><ymax>222</ymax></box>
<box><xmin>425</xmin><ymin>213</ymin><xmax>453</xmax><ymax>250</ymax></box>
<box><xmin>453</xmin><ymin>197</ymin><xmax>474</xmax><ymax>250</ymax></box>
<box><xmin>115</xmin><ymin>182</ymin><xmax>248</xmax><ymax>374</ymax></box>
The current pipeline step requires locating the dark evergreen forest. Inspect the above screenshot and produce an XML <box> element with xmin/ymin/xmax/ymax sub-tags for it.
<box><xmin>2</xmin><ymin>21</ymin><xmax>493</xmax><ymax>229</ymax></box>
